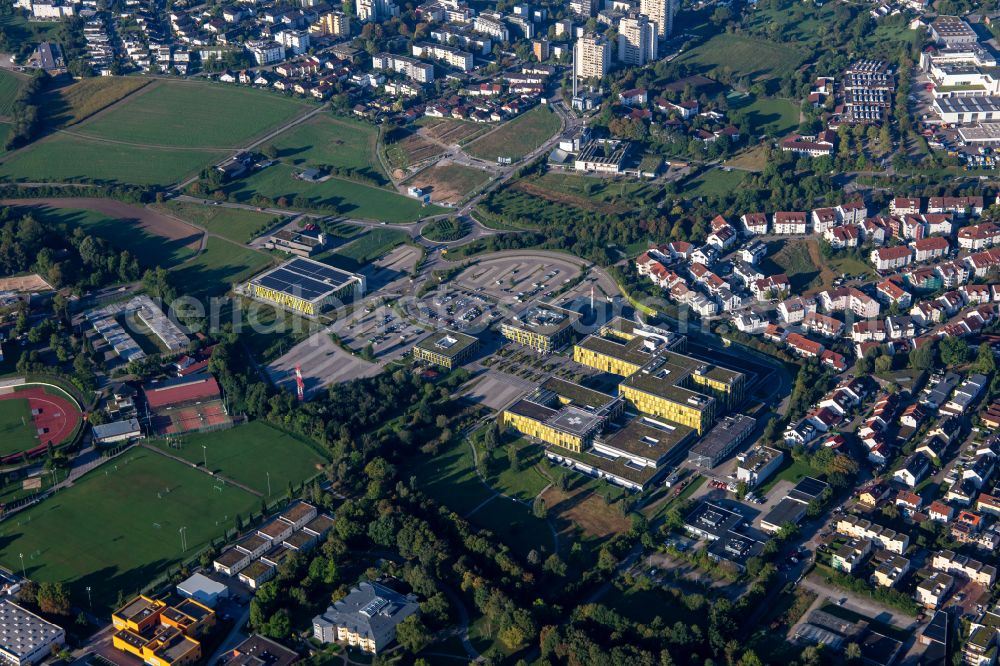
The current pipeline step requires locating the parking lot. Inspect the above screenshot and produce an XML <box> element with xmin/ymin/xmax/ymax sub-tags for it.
<box><xmin>266</xmin><ymin>326</ymin><xmax>382</xmax><ymax>398</ymax></box>
<box><xmin>452</xmin><ymin>254</ymin><xmax>584</xmax><ymax>302</ymax></box>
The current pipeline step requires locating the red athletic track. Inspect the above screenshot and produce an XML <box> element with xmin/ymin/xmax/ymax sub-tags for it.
<box><xmin>0</xmin><ymin>387</ymin><xmax>81</xmax><ymax>463</ymax></box>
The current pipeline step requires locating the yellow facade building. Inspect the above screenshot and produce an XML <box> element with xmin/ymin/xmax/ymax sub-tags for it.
<box><xmin>112</xmin><ymin>596</ymin><xmax>215</xmax><ymax>666</ymax></box>
<box><xmin>412</xmin><ymin>330</ymin><xmax>478</xmax><ymax>369</ymax></box>
<box><xmin>501</xmin><ymin>376</ymin><xmax>624</xmax><ymax>453</ymax></box>
<box><xmin>500</xmin><ymin>302</ymin><xmax>581</xmax><ymax>353</ymax></box>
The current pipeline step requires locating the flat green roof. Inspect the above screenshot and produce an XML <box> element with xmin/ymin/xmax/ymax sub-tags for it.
<box><xmin>551</xmin><ymin>445</ymin><xmax>660</xmax><ymax>486</ymax></box>
<box><xmin>577</xmin><ymin>334</ymin><xmax>654</xmax><ymax>369</ymax></box>
<box><xmin>414</xmin><ymin>329</ymin><xmax>478</xmax><ymax>358</ymax></box>
<box><xmin>541</xmin><ymin>376</ymin><xmax>617</xmax><ymax>410</ymax></box>
<box><xmin>600</xmin><ymin>414</ymin><xmax>696</xmax><ymax>460</ymax></box>
<box><xmin>503</xmin><ymin>302</ymin><xmax>581</xmax><ymax>337</ymax></box>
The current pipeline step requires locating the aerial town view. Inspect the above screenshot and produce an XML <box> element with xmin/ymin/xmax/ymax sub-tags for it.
<box><xmin>1</xmin><ymin>0</ymin><xmax>1000</xmax><ymax>662</ymax></box>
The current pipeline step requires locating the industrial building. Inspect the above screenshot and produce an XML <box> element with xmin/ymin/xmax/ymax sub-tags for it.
<box><xmin>246</xmin><ymin>257</ymin><xmax>366</xmax><ymax>317</ymax></box>
<box><xmin>500</xmin><ymin>302</ymin><xmax>581</xmax><ymax>353</ymax></box>
<box><xmin>735</xmin><ymin>444</ymin><xmax>783</xmax><ymax>487</ymax></box>
<box><xmin>575</xmin><ymin>139</ymin><xmax>630</xmax><ymax>173</ymax></box>
<box><xmin>412</xmin><ymin>330</ymin><xmax>478</xmax><ymax>369</ymax></box>
<box><xmin>264</xmin><ymin>228</ymin><xmax>329</xmax><ymax>257</ymax></box>
<box><xmin>221</xmin><ymin>635</ymin><xmax>300</xmax><ymax>666</ymax></box>
<box><xmin>0</xmin><ymin>600</ymin><xmax>65</xmax><ymax>666</ymax></box>
<box><xmin>312</xmin><ymin>582</ymin><xmax>419</xmax><ymax>655</ymax></box>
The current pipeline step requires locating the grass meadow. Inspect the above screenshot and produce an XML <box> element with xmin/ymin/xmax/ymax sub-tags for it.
<box><xmin>76</xmin><ymin>80</ymin><xmax>311</xmax><ymax>148</ymax></box>
<box><xmin>155</xmin><ymin>201</ymin><xmax>278</xmax><ymax>244</ymax></box>
<box><xmin>465</xmin><ymin>106</ymin><xmax>561</xmax><ymax>161</ymax></box>
<box><xmin>0</xmin><ymin>398</ymin><xmax>37</xmax><ymax>457</ymax></box>
<box><xmin>269</xmin><ymin>115</ymin><xmax>387</xmax><ymax>183</ymax></box>
<box><xmin>169</xmin><ymin>237</ymin><xmax>273</xmax><ymax>298</ymax></box>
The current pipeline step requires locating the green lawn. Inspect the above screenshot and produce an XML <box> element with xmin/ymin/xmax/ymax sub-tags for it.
<box><xmin>482</xmin><ymin>440</ymin><xmax>549</xmax><ymax>502</ymax></box>
<box><xmin>0</xmin><ymin>70</ymin><xmax>26</xmax><ymax>118</ymax></box>
<box><xmin>761</xmin><ymin>239</ymin><xmax>820</xmax><ymax>293</ymax></box>
<box><xmin>317</xmin><ymin>228</ymin><xmax>408</xmax><ymax>272</ymax></box>
<box><xmin>465</xmin><ymin>106</ymin><xmax>561</xmax><ymax>162</ymax></box>
<box><xmin>0</xmin><ymin>450</ymin><xmax>258</xmax><ymax>611</ymax></box>
<box><xmin>169</xmin><ymin>237</ymin><xmax>273</xmax><ymax>298</ymax></box>
<box><xmin>155</xmin><ymin>201</ymin><xmax>279</xmax><ymax>244</ymax></box>
<box><xmin>680</xmin><ymin>169</ymin><xmax>747</xmax><ymax>198</ymax></box>
<box><xmin>0</xmin><ymin>13</ymin><xmax>60</xmax><ymax>53</ymax></box>
<box><xmin>76</xmin><ymin>80</ymin><xmax>311</xmax><ymax>148</ymax></box>
<box><xmin>224</xmin><ymin>163</ymin><xmax>440</xmax><ymax>222</ymax></box>
<box><xmin>0</xmin><ymin>398</ymin><xmax>37</xmax><ymax>457</ymax></box>
<box><xmin>738</xmin><ymin>97</ymin><xmax>800</xmax><ymax>137</ymax></box>
<box><xmin>269</xmin><ymin>115</ymin><xmax>386</xmax><ymax>184</ymax></box>
<box><xmin>0</xmin><ymin>133</ymin><xmax>225</xmax><ymax>185</ymax></box>
<box><xmin>413</xmin><ymin>437</ymin><xmax>496</xmax><ymax>510</ymax></box>
<box><xmin>675</xmin><ymin>33</ymin><xmax>806</xmax><ymax>82</ymax></box>
<box><xmin>18</xmin><ymin>206</ymin><xmax>198</xmax><ymax>268</ymax></box>
<box><xmin>150</xmin><ymin>422</ymin><xmax>325</xmax><ymax>496</ymax></box>
<box><xmin>531</xmin><ymin>172</ymin><xmax>660</xmax><ymax>206</ymax></box>
<box><xmin>760</xmin><ymin>457</ymin><xmax>817</xmax><ymax>493</ymax></box>
<box><xmin>468</xmin><ymin>495</ymin><xmax>555</xmax><ymax>558</ymax></box>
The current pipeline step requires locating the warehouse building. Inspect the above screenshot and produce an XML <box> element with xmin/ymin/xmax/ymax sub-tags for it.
<box><xmin>500</xmin><ymin>302</ymin><xmax>581</xmax><ymax>353</ymax></box>
<box><xmin>0</xmin><ymin>600</ymin><xmax>65</xmax><ymax>666</ymax></box>
<box><xmin>412</xmin><ymin>330</ymin><xmax>478</xmax><ymax>369</ymax></box>
<box><xmin>246</xmin><ymin>257</ymin><xmax>365</xmax><ymax>317</ymax></box>
<box><xmin>92</xmin><ymin>417</ymin><xmax>142</xmax><ymax>445</ymax></box>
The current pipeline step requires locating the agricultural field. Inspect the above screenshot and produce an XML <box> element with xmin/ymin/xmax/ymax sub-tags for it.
<box><xmin>223</xmin><ymin>163</ymin><xmax>441</xmax><ymax>222</ymax></box>
<box><xmin>18</xmin><ymin>205</ymin><xmax>199</xmax><ymax>268</ymax></box>
<box><xmin>0</xmin><ymin>397</ymin><xmax>37</xmax><ymax>457</ymax></box>
<box><xmin>75</xmin><ymin>80</ymin><xmax>311</xmax><ymax>148</ymax></box>
<box><xmin>420</xmin><ymin>117</ymin><xmax>490</xmax><ymax>145</ymax></box>
<box><xmin>679</xmin><ymin>168</ymin><xmax>747</xmax><ymax>198</ymax></box>
<box><xmin>465</xmin><ymin>106</ymin><xmax>561</xmax><ymax>162</ymax></box>
<box><xmin>403</xmin><ymin>162</ymin><xmax>490</xmax><ymax>204</ymax></box>
<box><xmin>723</xmin><ymin>144</ymin><xmax>770</xmax><ymax>172</ymax></box>
<box><xmin>0</xmin><ymin>450</ymin><xmax>258</xmax><ymax>611</ymax></box>
<box><xmin>154</xmin><ymin>200</ymin><xmax>279</xmax><ymax>244</ymax></box>
<box><xmin>169</xmin><ymin>236</ymin><xmax>273</xmax><ymax>298</ymax></box>
<box><xmin>384</xmin><ymin>129</ymin><xmax>445</xmax><ymax>173</ymax></box>
<box><xmin>151</xmin><ymin>422</ymin><xmax>326</xmax><ymax>496</ymax></box>
<box><xmin>0</xmin><ymin>69</ymin><xmax>25</xmax><ymax>118</ymax></box>
<box><xmin>0</xmin><ymin>133</ymin><xmax>227</xmax><ymax>185</ymax></box>
<box><xmin>42</xmin><ymin>76</ymin><xmax>151</xmax><ymax>128</ymax></box>
<box><xmin>675</xmin><ymin>33</ymin><xmax>807</xmax><ymax>82</ymax></box>
<box><xmin>268</xmin><ymin>115</ymin><xmax>386</xmax><ymax>183</ymax></box>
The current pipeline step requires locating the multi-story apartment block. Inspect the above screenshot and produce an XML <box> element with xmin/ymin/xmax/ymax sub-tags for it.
<box><xmin>371</xmin><ymin>53</ymin><xmax>434</xmax><ymax>83</ymax></box>
<box><xmin>313</xmin><ymin>583</ymin><xmax>419</xmax><ymax>654</ymax></box>
<box><xmin>836</xmin><ymin>515</ymin><xmax>909</xmax><ymax>554</ymax></box>
<box><xmin>576</xmin><ymin>33</ymin><xmax>610</xmax><ymax>79</ymax></box>
<box><xmin>617</xmin><ymin>13</ymin><xmax>657</xmax><ymax>66</ymax></box>
<box><xmin>411</xmin><ymin>42</ymin><xmax>473</xmax><ymax>71</ymax></box>
<box><xmin>639</xmin><ymin>0</ymin><xmax>677</xmax><ymax>37</ymax></box>
<box><xmin>356</xmin><ymin>0</ymin><xmax>398</xmax><ymax>22</ymax></box>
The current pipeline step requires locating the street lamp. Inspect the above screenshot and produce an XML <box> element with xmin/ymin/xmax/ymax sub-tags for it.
<box><xmin>202</xmin><ymin>445</ymin><xmax>207</xmax><ymax>469</ymax></box>
<box><xmin>266</xmin><ymin>471</ymin><xmax>271</xmax><ymax>497</ymax></box>
<box><xmin>86</xmin><ymin>586</ymin><xmax>92</xmax><ymax>608</ymax></box>
<box><xmin>18</xmin><ymin>553</ymin><xmax>24</xmax><ymax>578</ymax></box>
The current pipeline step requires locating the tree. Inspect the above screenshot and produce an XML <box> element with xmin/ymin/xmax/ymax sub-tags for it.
<box><xmin>396</xmin><ymin>614</ymin><xmax>431</xmax><ymax>653</ymax></box>
<box><xmin>909</xmin><ymin>340</ymin><xmax>936</xmax><ymax>371</ymax></box>
<box><xmin>845</xmin><ymin>642</ymin><xmax>862</xmax><ymax>662</ymax></box>
<box><xmin>37</xmin><ymin>582</ymin><xmax>71</xmax><ymax>615</ymax></box>
<box><xmin>507</xmin><ymin>445</ymin><xmax>521</xmax><ymax>472</ymax></box>
<box><xmin>974</xmin><ymin>342</ymin><xmax>997</xmax><ymax>375</ymax></box>
<box><xmin>940</xmin><ymin>336</ymin><xmax>969</xmax><ymax>366</ymax></box>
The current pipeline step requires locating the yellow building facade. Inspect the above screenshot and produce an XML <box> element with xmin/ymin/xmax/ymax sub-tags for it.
<box><xmin>618</xmin><ymin>384</ymin><xmax>715</xmax><ymax>434</ymax></box>
<box><xmin>501</xmin><ymin>410</ymin><xmax>586</xmax><ymax>452</ymax></box>
<box><xmin>111</xmin><ymin>596</ymin><xmax>214</xmax><ymax>666</ymax></box>
<box><xmin>572</xmin><ymin>345</ymin><xmax>642</xmax><ymax>376</ymax></box>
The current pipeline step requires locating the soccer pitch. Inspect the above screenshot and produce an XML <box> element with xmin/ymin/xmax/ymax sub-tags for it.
<box><xmin>151</xmin><ymin>422</ymin><xmax>326</xmax><ymax>496</ymax></box>
<box><xmin>0</xmin><ymin>450</ymin><xmax>258</xmax><ymax>611</ymax></box>
<box><xmin>0</xmin><ymin>398</ymin><xmax>37</xmax><ymax>457</ymax></box>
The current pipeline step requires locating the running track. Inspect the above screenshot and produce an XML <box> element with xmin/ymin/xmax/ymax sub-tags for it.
<box><xmin>0</xmin><ymin>387</ymin><xmax>81</xmax><ymax>462</ymax></box>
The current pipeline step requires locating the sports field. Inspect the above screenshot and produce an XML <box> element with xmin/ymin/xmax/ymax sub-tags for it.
<box><xmin>0</xmin><ymin>450</ymin><xmax>258</xmax><ymax>610</ymax></box>
<box><xmin>75</xmin><ymin>80</ymin><xmax>311</xmax><ymax>149</ymax></box>
<box><xmin>154</xmin><ymin>200</ymin><xmax>278</xmax><ymax>244</ymax></box>
<box><xmin>151</xmin><ymin>422</ymin><xmax>325</xmax><ymax>496</ymax></box>
<box><xmin>224</xmin><ymin>163</ymin><xmax>441</xmax><ymax>222</ymax></box>
<box><xmin>464</xmin><ymin>106</ymin><xmax>561</xmax><ymax>162</ymax></box>
<box><xmin>0</xmin><ymin>398</ymin><xmax>36</xmax><ymax>457</ymax></box>
<box><xmin>0</xmin><ymin>133</ymin><xmax>227</xmax><ymax>185</ymax></box>
<box><xmin>268</xmin><ymin>115</ymin><xmax>387</xmax><ymax>183</ymax></box>
<box><xmin>675</xmin><ymin>33</ymin><xmax>806</xmax><ymax>82</ymax></box>
<box><xmin>169</xmin><ymin>237</ymin><xmax>273</xmax><ymax>298</ymax></box>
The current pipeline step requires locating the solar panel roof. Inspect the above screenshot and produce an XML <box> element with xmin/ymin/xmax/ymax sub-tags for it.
<box><xmin>252</xmin><ymin>258</ymin><xmax>360</xmax><ymax>302</ymax></box>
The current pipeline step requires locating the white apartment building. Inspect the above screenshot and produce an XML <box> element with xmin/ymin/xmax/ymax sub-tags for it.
<box><xmin>576</xmin><ymin>33</ymin><xmax>610</xmax><ymax>79</ymax></box>
<box><xmin>617</xmin><ymin>14</ymin><xmax>657</xmax><ymax>66</ymax></box>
